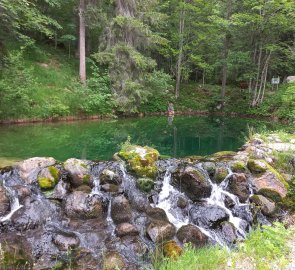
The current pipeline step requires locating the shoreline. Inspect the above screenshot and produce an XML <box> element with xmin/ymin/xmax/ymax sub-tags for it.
<box><xmin>0</xmin><ymin>110</ymin><xmax>292</xmax><ymax>126</ymax></box>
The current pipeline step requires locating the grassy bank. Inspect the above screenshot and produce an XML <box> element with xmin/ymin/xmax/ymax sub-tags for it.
<box><xmin>0</xmin><ymin>43</ymin><xmax>294</xmax><ymax>122</ymax></box>
<box><xmin>155</xmin><ymin>223</ymin><xmax>293</xmax><ymax>270</ymax></box>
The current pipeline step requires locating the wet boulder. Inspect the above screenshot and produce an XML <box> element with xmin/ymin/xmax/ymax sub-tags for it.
<box><xmin>227</xmin><ymin>173</ymin><xmax>250</xmax><ymax>203</ymax></box>
<box><xmin>17</xmin><ymin>157</ymin><xmax>56</xmax><ymax>184</ymax></box>
<box><xmin>190</xmin><ymin>205</ymin><xmax>229</xmax><ymax>228</ymax></box>
<box><xmin>176</xmin><ymin>224</ymin><xmax>208</xmax><ymax>247</ymax></box>
<box><xmin>171</xmin><ymin>166</ymin><xmax>212</xmax><ymax>200</ymax></box>
<box><xmin>63</xmin><ymin>158</ymin><xmax>91</xmax><ymax>187</ymax></box>
<box><xmin>213</xmin><ymin>165</ymin><xmax>229</xmax><ymax>183</ymax></box>
<box><xmin>64</xmin><ymin>191</ymin><xmax>106</xmax><ymax>219</ymax></box>
<box><xmin>115</xmin><ymin>223</ymin><xmax>139</xmax><ymax>237</ymax></box>
<box><xmin>137</xmin><ymin>177</ymin><xmax>155</xmax><ymax>193</ymax></box>
<box><xmin>250</xmin><ymin>195</ymin><xmax>276</xmax><ymax>216</ymax></box>
<box><xmin>111</xmin><ymin>195</ymin><xmax>132</xmax><ymax>224</ymax></box>
<box><xmin>146</xmin><ymin>221</ymin><xmax>176</xmax><ymax>243</ymax></box>
<box><xmin>230</xmin><ymin>161</ymin><xmax>246</xmax><ymax>173</ymax></box>
<box><xmin>37</xmin><ymin>166</ymin><xmax>60</xmax><ymax>190</ymax></box>
<box><xmin>102</xmin><ymin>251</ymin><xmax>126</xmax><ymax>270</ymax></box>
<box><xmin>100</xmin><ymin>169</ymin><xmax>122</xmax><ymax>186</ymax></box>
<box><xmin>49</xmin><ymin>180</ymin><xmax>70</xmax><ymax>200</ymax></box>
<box><xmin>146</xmin><ymin>207</ymin><xmax>169</xmax><ymax>223</ymax></box>
<box><xmin>202</xmin><ymin>162</ymin><xmax>216</xmax><ymax>177</ymax></box>
<box><xmin>177</xmin><ymin>196</ymin><xmax>188</xmax><ymax>209</ymax></box>
<box><xmin>220</xmin><ymin>221</ymin><xmax>237</xmax><ymax>244</ymax></box>
<box><xmin>53</xmin><ymin>233</ymin><xmax>80</xmax><ymax>251</ymax></box>
<box><xmin>253</xmin><ymin>171</ymin><xmax>288</xmax><ymax>202</ymax></box>
<box><xmin>0</xmin><ymin>186</ymin><xmax>10</xmax><ymax>216</ymax></box>
<box><xmin>118</xmin><ymin>145</ymin><xmax>159</xmax><ymax>178</ymax></box>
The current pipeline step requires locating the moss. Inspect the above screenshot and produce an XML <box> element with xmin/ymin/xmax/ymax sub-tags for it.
<box><xmin>258</xmin><ymin>188</ymin><xmax>282</xmax><ymax>202</ymax></box>
<box><xmin>231</xmin><ymin>161</ymin><xmax>246</xmax><ymax>172</ymax></box>
<box><xmin>83</xmin><ymin>174</ymin><xmax>91</xmax><ymax>185</ymax></box>
<box><xmin>137</xmin><ymin>177</ymin><xmax>155</xmax><ymax>193</ymax></box>
<box><xmin>247</xmin><ymin>159</ymin><xmax>268</xmax><ymax>174</ymax></box>
<box><xmin>48</xmin><ymin>166</ymin><xmax>59</xmax><ymax>181</ymax></box>
<box><xmin>38</xmin><ymin>177</ymin><xmax>56</xmax><ymax>189</ymax></box>
<box><xmin>266</xmin><ymin>163</ymin><xmax>289</xmax><ymax>189</ymax></box>
<box><xmin>162</xmin><ymin>240</ymin><xmax>182</xmax><ymax>259</ymax></box>
<box><xmin>210</xmin><ymin>151</ymin><xmax>236</xmax><ymax>161</ymax></box>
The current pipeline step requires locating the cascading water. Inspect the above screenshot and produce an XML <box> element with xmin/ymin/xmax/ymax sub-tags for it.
<box><xmin>0</xmin><ymin>172</ymin><xmax>23</xmax><ymax>223</ymax></box>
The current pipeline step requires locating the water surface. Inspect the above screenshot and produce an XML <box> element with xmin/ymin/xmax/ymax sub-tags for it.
<box><xmin>0</xmin><ymin>116</ymin><xmax>291</xmax><ymax>163</ymax></box>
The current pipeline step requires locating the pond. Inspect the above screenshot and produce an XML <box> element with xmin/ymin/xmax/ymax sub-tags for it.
<box><xmin>0</xmin><ymin>116</ymin><xmax>291</xmax><ymax>165</ymax></box>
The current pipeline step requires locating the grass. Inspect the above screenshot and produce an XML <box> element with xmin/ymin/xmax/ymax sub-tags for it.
<box><xmin>154</xmin><ymin>223</ymin><xmax>293</xmax><ymax>270</ymax></box>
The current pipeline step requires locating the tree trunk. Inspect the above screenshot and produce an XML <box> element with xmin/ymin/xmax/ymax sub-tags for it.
<box><xmin>220</xmin><ymin>34</ymin><xmax>229</xmax><ymax>103</ymax></box>
<box><xmin>79</xmin><ymin>0</ymin><xmax>86</xmax><ymax>84</ymax></box>
<box><xmin>175</xmin><ymin>7</ymin><xmax>185</xmax><ymax>99</ymax></box>
<box><xmin>252</xmin><ymin>45</ymin><xmax>263</xmax><ymax>106</ymax></box>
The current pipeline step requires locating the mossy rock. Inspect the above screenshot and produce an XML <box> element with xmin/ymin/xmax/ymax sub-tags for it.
<box><xmin>209</xmin><ymin>151</ymin><xmax>236</xmax><ymax>161</ymax></box>
<box><xmin>37</xmin><ymin>166</ymin><xmax>60</xmax><ymax>190</ymax></box>
<box><xmin>118</xmin><ymin>145</ymin><xmax>160</xmax><ymax>178</ymax></box>
<box><xmin>162</xmin><ymin>240</ymin><xmax>182</xmax><ymax>259</ymax></box>
<box><xmin>230</xmin><ymin>161</ymin><xmax>246</xmax><ymax>173</ymax></box>
<box><xmin>247</xmin><ymin>159</ymin><xmax>268</xmax><ymax>174</ymax></box>
<box><xmin>137</xmin><ymin>177</ymin><xmax>155</xmax><ymax>193</ymax></box>
<box><xmin>214</xmin><ymin>166</ymin><xmax>228</xmax><ymax>183</ymax></box>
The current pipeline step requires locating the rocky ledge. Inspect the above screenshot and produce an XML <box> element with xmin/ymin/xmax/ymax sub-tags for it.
<box><xmin>0</xmin><ymin>136</ymin><xmax>294</xmax><ymax>269</ymax></box>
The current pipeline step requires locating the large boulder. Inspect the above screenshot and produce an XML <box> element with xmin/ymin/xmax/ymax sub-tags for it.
<box><xmin>171</xmin><ymin>166</ymin><xmax>212</xmax><ymax>200</ymax></box>
<box><xmin>227</xmin><ymin>173</ymin><xmax>250</xmax><ymax>203</ymax></box>
<box><xmin>286</xmin><ymin>76</ymin><xmax>295</xmax><ymax>83</ymax></box>
<box><xmin>52</xmin><ymin>233</ymin><xmax>80</xmax><ymax>251</ymax></box>
<box><xmin>247</xmin><ymin>159</ymin><xmax>268</xmax><ymax>174</ymax></box>
<box><xmin>146</xmin><ymin>221</ymin><xmax>176</xmax><ymax>243</ymax></box>
<box><xmin>102</xmin><ymin>251</ymin><xmax>125</xmax><ymax>270</ymax></box>
<box><xmin>111</xmin><ymin>195</ymin><xmax>132</xmax><ymax>224</ymax></box>
<box><xmin>64</xmin><ymin>191</ymin><xmax>106</xmax><ymax>219</ymax></box>
<box><xmin>250</xmin><ymin>195</ymin><xmax>276</xmax><ymax>216</ymax></box>
<box><xmin>253</xmin><ymin>172</ymin><xmax>288</xmax><ymax>202</ymax></box>
<box><xmin>100</xmin><ymin>169</ymin><xmax>122</xmax><ymax>186</ymax></box>
<box><xmin>220</xmin><ymin>221</ymin><xmax>237</xmax><ymax>244</ymax></box>
<box><xmin>176</xmin><ymin>224</ymin><xmax>208</xmax><ymax>247</ymax></box>
<box><xmin>115</xmin><ymin>223</ymin><xmax>139</xmax><ymax>237</ymax></box>
<box><xmin>17</xmin><ymin>157</ymin><xmax>56</xmax><ymax>184</ymax></box>
<box><xmin>190</xmin><ymin>205</ymin><xmax>229</xmax><ymax>228</ymax></box>
<box><xmin>0</xmin><ymin>186</ymin><xmax>10</xmax><ymax>216</ymax></box>
<box><xmin>118</xmin><ymin>145</ymin><xmax>159</xmax><ymax>178</ymax></box>
<box><xmin>64</xmin><ymin>158</ymin><xmax>91</xmax><ymax>187</ymax></box>
<box><xmin>214</xmin><ymin>165</ymin><xmax>229</xmax><ymax>183</ymax></box>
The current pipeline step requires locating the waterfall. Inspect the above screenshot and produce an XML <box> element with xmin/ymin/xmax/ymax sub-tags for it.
<box><xmin>91</xmin><ymin>176</ymin><xmax>101</xmax><ymax>195</ymax></box>
<box><xmin>106</xmin><ymin>200</ymin><xmax>115</xmax><ymax>235</ymax></box>
<box><xmin>0</xmin><ymin>175</ymin><xmax>23</xmax><ymax>222</ymax></box>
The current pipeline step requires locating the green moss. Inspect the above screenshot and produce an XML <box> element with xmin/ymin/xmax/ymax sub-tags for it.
<box><xmin>210</xmin><ymin>151</ymin><xmax>236</xmax><ymax>161</ymax></box>
<box><xmin>247</xmin><ymin>159</ymin><xmax>268</xmax><ymax>173</ymax></box>
<box><xmin>137</xmin><ymin>177</ymin><xmax>155</xmax><ymax>192</ymax></box>
<box><xmin>214</xmin><ymin>167</ymin><xmax>228</xmax><ymax>183</ymax></box>
<box><xmin>230</xmin><ymin>161</ymin><xmax>246</xmax><ymax>172</ymax></box>
<box><xmin>82</xmin><ymin>174</ymin><xmax>91</xmax><ymax>185</ymax></box>
<box><xmin>38</xmin><ymin>177</ymin><xmax>56</xmax><ymax>189</ymax></box>
<box><xmin>266</xmin><ymin>163</ymin><xmax>289</xmax><ymax>189</ymax></box>
<box><xmin>258</xmin><ymin>188</ymin><xmax>282</xmax><ymax>202</ymax></box>
<box><xmin>48</xmin><ymin>166</ymin><xmax>59</xmax><ymax>181</ymax></box>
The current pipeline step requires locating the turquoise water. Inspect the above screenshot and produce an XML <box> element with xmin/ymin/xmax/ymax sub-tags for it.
<box><xmin>0</xmin><ymin>116</ymin><xmax>290</xmax><ymax>162</ymax></box>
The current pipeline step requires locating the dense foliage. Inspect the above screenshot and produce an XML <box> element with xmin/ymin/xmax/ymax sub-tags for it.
<box><xmin>1</xmin><ymin>0</ymin><xmax>295</xmax><ymax>116</ymax></box>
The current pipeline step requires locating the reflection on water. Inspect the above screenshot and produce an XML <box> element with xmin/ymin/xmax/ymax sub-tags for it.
<box><xmin>0</xmin><ymin>116</ymin><xmax>291</xmax><ymax>162</ymax></box>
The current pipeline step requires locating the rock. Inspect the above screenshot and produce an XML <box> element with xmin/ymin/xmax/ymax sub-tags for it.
<box><xmin>75</xmin><ymin>185</ymin><xmax>92</xmax><ymax>193</ymax></box>
<box><xmin>101</xmin><ymin>183</ymin><xmax>120</xmax><ymax>193</ymax></box>
<box><xmin>190</xmin><ymin>205</ymin><xmax>229</xmax><ymax>228</ymax></box>
<box><xmin>220</xmin><ymin>221</ymin><xmax>237</xmax><ymax>244</ymax></box>
<box><xmin>247</xmin><ymin>159</ymin><xmax>268</xmax><ymax>174</ymax></box>
<box><xmin>162</xmin><ymin>240</ymin><xmax>182</xmax><ymax>259</ymax></box>
<box><xmin>230</xmin><ymin>161</ymin><xmax>246</xmax><ymax>173</ymax></box>
<box><xmin>73</xmin><ymin>249</ymin><xmax>98</xmax><ymax>270</ymax></box>
<box><xmin>17</xmin><ymin>157</ymin><xmax>56</xmax><ymax>184</ymax></box>
<box><xmin>115</xmin><ymin>223</ymin><xmax>139</xmax><ymax>237</ymax></box>
<box><xmin>147</xmin><ymin>207</ymin><xmax>169</xmax><ymax>223</ymax></box>
<box><xmin>0</xmin><ymin>186</ymin><xmax>10</xmax><ymax>216</ymax></box>
<box><xmin>100</xmin><ymin>169</ymin><xmax>122</xmax><ymax>185</ymax></box>
<box><xmin>210</xmin><ymin>151</ymin><xmax>236</xmax><ymax>161</ymax></box>
<box><xmin>286</xmin><ymin>76</ymin><xmax>295</xmax><ymax>83</ymax></box>
<box><xmin>137</xmin><ymin>177</ymin><xmax>155</xmax><ymax>193</ymax></box>
<box><xmin>147</xmin><ymin>221</ymin><xmax>176</xmax><ymax>243</ymax></box>
<box><xmin>63</xmin><ymin>158</ymin><xmax>91</xmax><ymax>187</ymax></box>
<box><xmin>253</xmin><ymin>171</ymin><xmax>288</xmax><ymax>202</ymax></box>
<box><xmin>111</xmin><ymin>195</ymin><xmax>132</xmax><ymax>224</ymax></box>
<box><xmin>118</xmin><ymin>145</ymin><xmax>159</xmax><ymax>178</ymax></box>
<box><xmin>227</xmin><ymin>173</ymin><xmax>250</xmax><ymax>203</ymax></box>
<box><xmin>50</xmin><ymin>180</ymin><xmax>70</xmax><ymax>200</ymax></box>
<box><xmin>64</xmin><ymin>191</ymin><xmax>106</xmax><ymax>219</ymax></box>
<box><xmin>176</xmin><ymin>224</ymin><xmax>208</xmax><ymax>247</ymax></box>
<box><xmin>214</xmin><ymin>165</ymin><xmax>229</xmax><ymax>183</ymax></box>
<box><xmin>15</xmin><ymin>185</ymin><xmax>32</xmax><ymax>203</ymax></box>
<box><xmin>177</xmin><ymin>196</ymin><xmax>188</xmax><ymax>209</ymax></box>
<box><xmin>53</xmin><ymin>233</ymin><xmax>80</xmax><ymax>251</ymax></box>
<box><xmin>250</xmin><ymin>195</ymin><xmax>276</xmax><ymax>216</ymax></box>
<box><xmin>102</xmin><ymin>251</ymin><xmax>125</xmax><ymax>270</ymax></box>
<box><xmin>202</xmin><ymin>162</ymin><xmax>216</xmax><ymax>177</ymax></box>
<box><xmin>171</xmin><ymin>166</ymin><xmax>212</xmax><ymax>200</ymax></box>
<box><xmin>37</xmin><ymin>166</ymin><xmax>60</xmax><ymax>190</ymax></box>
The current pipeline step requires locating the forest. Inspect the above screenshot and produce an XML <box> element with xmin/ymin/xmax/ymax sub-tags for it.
<box><xmin>1</xmin><ymin>0</ymin><xmax>295</xmax><ymax>120</ymax></box>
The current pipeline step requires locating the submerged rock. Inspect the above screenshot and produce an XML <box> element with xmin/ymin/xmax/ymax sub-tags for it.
<box><xmin>64</xmin><ymin>191</ymin><xmax>106</xmax><ymax>219</ymax></box>
<box><xmin>63</xmin><ymin>158</ymin><xmax>91</xmax><ymax>187</ymax></box>
<box><xmin>176</xmin><ymin>224</ymin><xmax>208</xmax><ymax>247</ymax></box>
<box><xmin>17</xmin><ymin>157</ymin><xmax>56</xmax><ymax>184</ymax></box>
<box><xmin>227</xmin><ymin>173</ymin><xmax>250</xmax><ymax>203</ymax></box>
<box><xmin>171</xmin><ymin>166</ymin><xmax>212</xmax><ymax>200</ymax></box>
<box><xmin>190</xmin><ymin>205</ymin><xmax>229</xmax><ymax>228</ymax></box>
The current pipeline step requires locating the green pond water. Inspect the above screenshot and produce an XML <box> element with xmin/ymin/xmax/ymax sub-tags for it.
<box><xmin>0</xmin><ymin>116</ymin><xmax>291</xmax><ymax>164</ymax></box>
